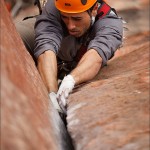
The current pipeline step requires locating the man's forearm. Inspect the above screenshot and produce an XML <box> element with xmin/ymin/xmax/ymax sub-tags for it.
<box><xmin>71</xmin><ymin>49</ymin><xmax>102</xmax><ymax>85</ymax></box>
<box><xmin>37</xmin><ymin>50</ymin><xmax>58</xmax><ymax>93</ymax></box>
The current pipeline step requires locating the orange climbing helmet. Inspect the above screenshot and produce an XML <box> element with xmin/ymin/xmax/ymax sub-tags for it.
<box><xmin>55</xmin><ymin>0</ymin><xmax>97</xmax><ymax>13</ymax></box>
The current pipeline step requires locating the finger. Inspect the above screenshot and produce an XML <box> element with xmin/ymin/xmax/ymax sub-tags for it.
<box><xmin>64</xmin><ymin>88</ymin><xmax>69</xmax><ymax>98</ymax></box>
<box><xmin>57</xmin><ymin>94</ymin><xmax>61</xmax><ymax>104</ymax></box>
<box><xmin>57</xmin><ymin>95</ymin><xmax>66</xmax><ymax>114</ymax></box>
<box><xmin>60</xmin><ymin>92</ymin><xmax>67</xmax><ymax>107</ymax></box>
<box><xmin>57</xmin><ymin>86</ymin><xmax>65</xmax><ymax>98</ymax></box>
<box><xmin>49</xmin><ymin>92</ymin><xmax>64</xmax><ymax>113</ymax></box>
<box><xmin>58</xmin><ymin>100</ymin><xmax>67</xmax><ymax>115</ymax></box>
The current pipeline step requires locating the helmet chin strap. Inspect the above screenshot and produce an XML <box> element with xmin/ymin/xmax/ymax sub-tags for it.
<box><xmin>87</xmin><ymin>2</ymin><xmax>98</xmax><ymax>26</ymax></box>
<box><xmin>87</xmin><ymin>10</ymin><xmax>96</xmax><ymax>26</ymax></box>
<box><xmin>91</xmin><ymin>16</ymin><xmax>96</xmax><ymax>26</ymax></box>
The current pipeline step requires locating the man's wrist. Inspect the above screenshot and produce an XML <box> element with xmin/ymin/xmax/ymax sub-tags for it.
<box><xmin>64</xmin><ymin>74</ymin><xmax>75</xmax><ymax>84</ymax></box>
<box><xmin>49</xmin><ymin>92</ymin><xmax>63</xmax><ymax>113</ymax></box>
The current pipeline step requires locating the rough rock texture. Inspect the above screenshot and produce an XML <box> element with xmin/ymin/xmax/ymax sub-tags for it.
<box><xmin>107</xmin><ymin>0</ymin><xmax>149</xmax><ymax>11</ymax></box>
<box><xmin>2</xmin><ymin>0</ymin><xmax>149</xmax><ymax>150</ymax></box>
<box><xmin>67</xmin><ymin>31</ymin><xmax>149</xmax><ymax>150</ymax></box>
<box><xmin>108</xmin><ymin>0</ymin><xmax>149</xmax><ymax>37</ymax></box>
<box><xmin>67</xmin><ymin>1</ymin><xmax>149</xmax><ymax>149</ymax></box>
<box><xmin>1</xmin><ymin>1</ymin><xmax>74</xmax><ymax>150</ymax></box>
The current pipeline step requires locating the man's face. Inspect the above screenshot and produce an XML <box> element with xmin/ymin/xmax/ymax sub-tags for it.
<box><xmin>60</xmin><ymin>11</ymin><xmax>91</xmax><ymax>37</ymax></box>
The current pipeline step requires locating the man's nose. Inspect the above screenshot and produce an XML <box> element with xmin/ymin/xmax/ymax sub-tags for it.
<box><xmin>67</xmin><ymin>20</ymin><xmax>76</xmax><ymax>30</ymax></box>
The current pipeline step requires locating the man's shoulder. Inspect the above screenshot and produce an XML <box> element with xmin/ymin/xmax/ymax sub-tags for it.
<box><xmin>94</xmin><ymin>12</ymin><xmax>122</xmax><ymax>28</ymax></box>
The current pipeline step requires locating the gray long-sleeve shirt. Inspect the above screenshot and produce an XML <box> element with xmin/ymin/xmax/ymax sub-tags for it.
<box><xmin>34</xmin><ymin>0</ymin><xmax>123</xmax><ymax>66</ymax></box>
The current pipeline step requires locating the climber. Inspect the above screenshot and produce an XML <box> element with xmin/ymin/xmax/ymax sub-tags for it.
<box><xmin>15</xmin><ymin>0</ymin><xmax>123</xmax><ymax>116</ymax></box>
<box><xmin>33</xmin><ymin>0</ymin><xmax>123</xmax><ymax>114</ymax></box>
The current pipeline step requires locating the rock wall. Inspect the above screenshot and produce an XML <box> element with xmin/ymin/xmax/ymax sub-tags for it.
<box><xmin>1</xmin><ymin>0</ymin><xmax>149</xmax><ymax>150</ymax></box>
<box><xmin>66</xmin><ymin>1</ymin><xmax>149</xmax><ymax>149</ymax></box>
<box><xmin>1</xmin><ymin>1</ymin><xmax>74</xmax><ymax>150</ymax></box>
<box><xmin>67</xmin><ymin>32</ymin><xmax>149</xmax><ymax>150</ymax></box>
<box><xmin>107</xmin><ymin>0</ymin><xmax>149</xmax><ymax>37</ymax></box>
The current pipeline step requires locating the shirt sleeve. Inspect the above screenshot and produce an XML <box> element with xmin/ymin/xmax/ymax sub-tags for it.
<box><xmin>87</xmin><ymin>14</ymin><xmax>123</xmax><ymax>66</ymax></box>
<box><xmin>34</xmin><ymin>0</ymin><xmax>63</xmax><ymax>59</ymax></box>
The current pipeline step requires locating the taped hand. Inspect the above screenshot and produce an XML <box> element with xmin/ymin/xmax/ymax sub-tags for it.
<box><xmin>49</xmin><ymin>92</ymin><xmax>64</xmax><ymax>114</ymax></box>
<box><xmin>57</xmin><ymin>75</ymin><xmax>75</xmax><ymax>110</ymax></box>
<box><xmin>49</xmin><ymin>92</ymin><xmax>67</xmax><ymax>122</ymax></box>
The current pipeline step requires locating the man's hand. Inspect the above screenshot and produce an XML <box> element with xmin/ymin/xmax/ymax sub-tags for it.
<box><xmin>49</xmin><ymin>92</ymin><xmax>64</xmax><ymax>114</ymax></box>
<box><xmin>49</xmin><ymin>92</ymin><xmax>67</xmax><ymax>123</ymax></box>
<box><xmin>57</xmin><ymin>75</ymin><xmax>75</xmax><ymax>109</ymax></box>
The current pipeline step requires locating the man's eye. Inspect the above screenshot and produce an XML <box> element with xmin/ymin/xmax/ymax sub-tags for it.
<box><xmin>61</xmin><ymin>16</ymin><xmax>67</xmax><ymax>19</ymax></box>
<box><xmin>73</xmin><ymin>18</ymin><xmax>82</xmax><ymax>21</ymax></box>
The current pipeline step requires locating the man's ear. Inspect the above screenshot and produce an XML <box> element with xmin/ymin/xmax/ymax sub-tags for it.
<box><xmin>91</xmin><ymin>3</ymin><xmax>99</xmax><ymax>17</ymax></box>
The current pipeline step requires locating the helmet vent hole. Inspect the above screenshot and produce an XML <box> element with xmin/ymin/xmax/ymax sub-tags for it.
<box><xmin>81</xmin><ymin>0</ymin><xmax>87</xmax><ymax>5</ymax></box>
<box><xmin>65</xmin><ymin>3</ymin><xmax>71</xmax><ymax>6</ymax></box>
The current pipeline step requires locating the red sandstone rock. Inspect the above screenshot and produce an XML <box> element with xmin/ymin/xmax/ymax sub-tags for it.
<box><xmin>67</xmin><ymin>32</ymin><xmax>149</xmax><ymax>150</ymax></box>
<box><xmin>2</xmin><ymin>0</ymin><xmax>149</xmax><ymax>150</ymax></box>
<box><xmin>1</xmin><ymin>1</ymin><xmax>73</xmax><ymax>150</ymax></box>
<box><xmin>107</xmin><ymin>0</ymin><xmax>149</xmax><ymax>10</ymax></box>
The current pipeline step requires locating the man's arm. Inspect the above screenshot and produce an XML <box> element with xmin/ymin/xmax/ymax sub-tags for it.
<box><xmin>37</xmin><ymin>50</ymin><xmax>58</xmax><ymax>93</ymax></box>
<box><xmin>38</xmin><ymin>50</ymin><xmax>67</xmax><ymax>115</ymax></box>
<box><xmin>57</xmin><ymin>49</ymin><xmax>102</xmax><ymax>108</ymax></box>
<box><xmin>71</xmin><ymin>49</ymin><xmax>102</xmax><ymax>85</ymax></box>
